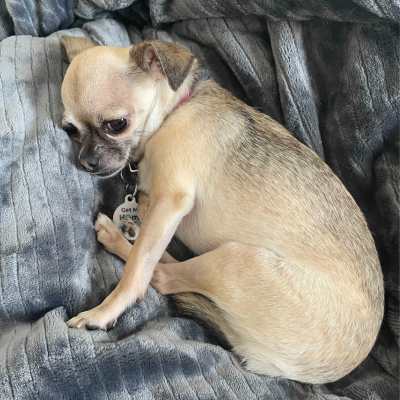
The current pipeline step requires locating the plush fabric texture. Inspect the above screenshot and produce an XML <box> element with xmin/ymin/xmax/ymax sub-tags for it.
<box><xmin>0</xmin><ymin>1</ymin><xmax>399</xmax><ymax>399</ymax></box>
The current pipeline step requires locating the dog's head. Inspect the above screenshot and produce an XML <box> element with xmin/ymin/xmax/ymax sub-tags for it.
<box><xmin>60</xmin><ymin>37</ymin><xmax>196</xmax><ymax>177</ymax></box>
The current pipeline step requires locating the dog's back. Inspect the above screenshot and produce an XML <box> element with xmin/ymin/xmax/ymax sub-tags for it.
<box><xmin>148</xmin><ymin>80</ymin><xmax>384</xmax><ymax>383</ymax></box>
<box><xmin>169</xmin><ymin>81</ymin><xmax>380</xmax><ymax>270</ymax></box>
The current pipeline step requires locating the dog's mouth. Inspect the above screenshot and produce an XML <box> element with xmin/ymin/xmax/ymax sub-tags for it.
<box><xmin>86</xmin><ymin>165</ymin><xmax>126</xmax><ymax>179</ymax></box>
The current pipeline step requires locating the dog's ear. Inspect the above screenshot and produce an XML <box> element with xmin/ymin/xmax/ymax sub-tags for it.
<box><xmin>130</xmin><ymin>41</ymin><xmax>195</xmax><ymax>91</ymax></box>
<box><xmin>61</xmin><ymin>36</ymin><xmax>97</xmax><ymax>63</ymax></box>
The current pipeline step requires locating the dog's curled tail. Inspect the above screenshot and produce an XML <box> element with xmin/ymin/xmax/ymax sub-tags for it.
<box><xmin>173</xmin><ymin>293</ymin><xmax>235</xmax><ymax>346</ymax></box>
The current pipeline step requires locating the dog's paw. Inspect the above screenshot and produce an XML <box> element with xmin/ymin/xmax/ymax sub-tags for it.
<box><xmin>67</xmin><ymin>306</ymin><xmax>117</xmax><ymax>331</ymax></box>
<box><xmin>151</xmin><ymin>264</ymin><xmax>182</xmax><ymax>295</ymax></box>
<box><xmin>95</xmin><ymin>213</ymin><xmax>125</xmax><ymax>253</ymax></box>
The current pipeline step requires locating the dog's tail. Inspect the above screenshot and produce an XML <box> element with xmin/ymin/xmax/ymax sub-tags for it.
<box><xmin>173</xmin><ymin>293</ymin><xmax>235</xmax><ymax>346</ymax></box>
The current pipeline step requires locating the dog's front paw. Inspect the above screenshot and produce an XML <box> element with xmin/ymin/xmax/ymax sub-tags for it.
<box><xmin>95</xmin><ymin>213</ymin><xmax>129</xmax><ymax>256</ymax></box>
<box><xmin>67</xmin><ymin>306</ymin><xmax>117</xmax><ymax>331</ymax></box>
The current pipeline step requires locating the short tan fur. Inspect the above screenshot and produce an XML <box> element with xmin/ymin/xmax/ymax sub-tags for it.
<box><xmin>61</xmin><ymin>37</ymin><xmax>384</xmax><ymax>384</ymax></box>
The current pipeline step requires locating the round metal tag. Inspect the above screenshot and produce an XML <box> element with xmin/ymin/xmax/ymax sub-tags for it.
<box><xmin>113</xmin><ymin>194</ymin><xmax>141</xmax><ymax>241</ymax></box>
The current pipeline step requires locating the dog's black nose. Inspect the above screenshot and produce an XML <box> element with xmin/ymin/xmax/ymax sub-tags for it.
<box><xmin>79</xmin><ymin>154</ymin><xmax>99</xmax><ymax>172</ymax></box>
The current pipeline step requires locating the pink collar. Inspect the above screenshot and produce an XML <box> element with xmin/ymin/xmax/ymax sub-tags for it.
<box><xmin>173</xmin><ymin>91</ymin><xmax>192</xmax><ymax>112</ymax></box>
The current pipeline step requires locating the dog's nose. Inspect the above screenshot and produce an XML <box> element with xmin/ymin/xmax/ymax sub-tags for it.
<box><xmin>79</xmin><ymin>154</ymin><xmax>99</xmax><ymax>172</ymax></box>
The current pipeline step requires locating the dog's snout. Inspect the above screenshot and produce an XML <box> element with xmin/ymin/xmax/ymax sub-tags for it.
<box><xmin>79</xmin><ymin>153</ymin><xmax>99</xmax><ymax>172</ymax></box>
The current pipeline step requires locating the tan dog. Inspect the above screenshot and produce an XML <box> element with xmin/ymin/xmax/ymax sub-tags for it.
<box><xmin>60</xmin><ymin>37</ymin><xmax>384</xmax><ymax>384</ymax></box>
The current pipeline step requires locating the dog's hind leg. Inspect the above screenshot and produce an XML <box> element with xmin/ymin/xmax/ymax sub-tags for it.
<box><xmin>150</xmin><ymin>241</ymin><xmax>346</xmax><ymax>383</ymax></box>
<box><xmin>151</xmin><ymin>241</ymin><xmax>293</xmax><ymax>375</ymax></box>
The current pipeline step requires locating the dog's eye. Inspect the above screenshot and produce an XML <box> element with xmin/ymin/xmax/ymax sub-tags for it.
<box><xmin>62</xmin><ymin>123</ymin><xmax>79</xmax><ymax>138</ymax></box>
<box><xmin>103</xmin><ymin>118</ymin><xmax>127</xmax><ymax>134</ymax></box>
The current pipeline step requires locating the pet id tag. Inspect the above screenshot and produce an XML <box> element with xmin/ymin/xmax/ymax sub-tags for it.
<box><xmin>113</xmin><ymin>194</ymin><xmax>141</xmax><ymax>241</ymax></box>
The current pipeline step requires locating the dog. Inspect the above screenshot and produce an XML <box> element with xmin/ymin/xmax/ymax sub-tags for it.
<box><xmin>60</xmin><ymin>36</ymin><xmax>384</xmax><ymax>384</ymax></box>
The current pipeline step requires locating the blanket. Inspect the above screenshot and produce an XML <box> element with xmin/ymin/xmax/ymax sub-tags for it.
<box><xmin>0</xmin><ymin>0</ymin><xmax>399</xmax><ymax>399</ymax></box>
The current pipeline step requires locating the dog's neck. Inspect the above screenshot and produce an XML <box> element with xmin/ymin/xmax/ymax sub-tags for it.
<box><xmin>131</xmin><ymin>73</ymin><xmax>195</xmax><ymax>161</ymax></box>
<box><xmin>172</xmin><ymin>90</ymin><xmax>192</xmax><ymax>112</ymax></box>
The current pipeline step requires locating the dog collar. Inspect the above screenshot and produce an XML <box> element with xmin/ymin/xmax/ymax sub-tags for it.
<box><xmin>120</xmin><ymin>162</ymin><xmax>139</xmax><ymax>194</ymax></box>
<box><xmin>174</xmin><ymin>91</ymin><xmax>192</xmax><ymax>111</ymax></box>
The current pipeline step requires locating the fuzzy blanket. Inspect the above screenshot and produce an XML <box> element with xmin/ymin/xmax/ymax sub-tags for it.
<box><xmin>0</xmin><ymin>1</ymin><xmax>398</xmax><ymax>399</ymax></box>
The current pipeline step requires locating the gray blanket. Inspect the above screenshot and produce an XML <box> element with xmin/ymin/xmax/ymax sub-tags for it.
<box><xmin>0</xmin><ymin>1</ymin><xmax>399</xmax><ymax>399</ymax></box>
